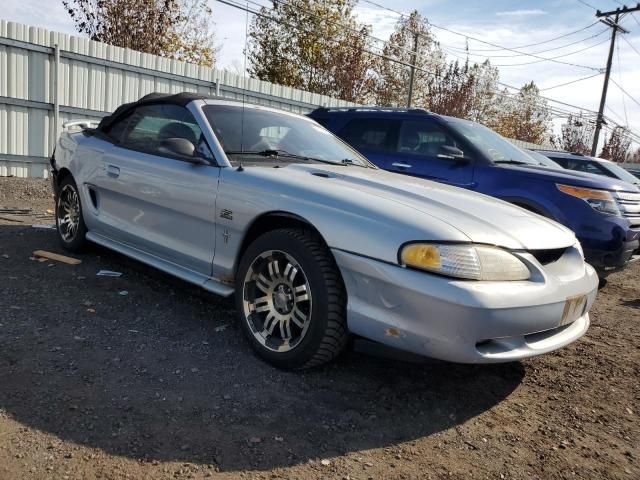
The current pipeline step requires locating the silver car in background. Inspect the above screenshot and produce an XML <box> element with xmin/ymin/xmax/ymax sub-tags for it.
<box><xmin>51</xmin><ymin>93</ymin><xmax>598</xmax><ymax>369</ymax></box>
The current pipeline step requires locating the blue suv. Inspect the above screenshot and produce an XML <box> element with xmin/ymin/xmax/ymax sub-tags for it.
<box><xmin>309</xmin><ymin>107</ymin><xmax>640</xmax><ymax>273</ymax></box>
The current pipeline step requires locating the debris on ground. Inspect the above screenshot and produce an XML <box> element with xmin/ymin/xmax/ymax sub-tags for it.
<box><xmin>0</xmin><ymin>215</ymin><xmax>25</xmax><ymax>223</ymax></box>
<box><xmin>97</xmin><ymin>270</ymin><xmax>123</xmax><ymax>277</ymax></box>
<box><xmin>31</xmin><ymin>224</ymin><xmax>56</xmax><ymax>230</ymax></box>
<box><xmin>32</xmin><ymin>250</ymin><xmax>81</xmax><ymax>265</ymax></box>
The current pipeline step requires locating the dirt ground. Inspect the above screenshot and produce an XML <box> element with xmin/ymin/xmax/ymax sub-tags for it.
<box><xmin>0</xmin><ymin>177</ymin><xmax>638</xmax><ymax>480</ymax></box>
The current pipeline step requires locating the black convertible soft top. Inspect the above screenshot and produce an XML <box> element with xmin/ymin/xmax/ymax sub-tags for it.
<box><xmin>96</xmin><ymin>92</ymin><xmax>217</xmax><ymax>132</ymax></box>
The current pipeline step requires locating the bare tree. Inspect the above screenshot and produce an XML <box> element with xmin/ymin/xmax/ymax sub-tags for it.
<box><xmin>63</xmin><ymin>0</ymin><xmax>217</xmax><ymax>65</ymax></box>
<box><xmin>599</xmin><ymin>126</ymin><xmax>632</xmax><ymax>163</ymax></box>
<box><xmin>168</xmin><ymin>0</ymin><xmax>219</xmax><ymax>67</ymax></box>
<box><xmin>247</xmin><ymin>0</ymin><xmax>375</xmax><ymax>102</ymax></box>
<box><xmin>489</xmin><ymin>82</ymin><xmax>551</xmax><ymax>144</ymax></box>
<box><xmin>374</xmin><ymin>10</ymin><xmax>445</xmax><ymax>107</ymax></box>
<box><xmin>558</xmin><ymin>114</ymin><xmax>594</xmax><ymax>155</ymax></box>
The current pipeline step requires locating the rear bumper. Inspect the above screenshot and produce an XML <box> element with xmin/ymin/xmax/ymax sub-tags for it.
<box><xmin>333</xmin><ymin>248</ymin><xmax>598</xmax><ymax>363</ymax></box>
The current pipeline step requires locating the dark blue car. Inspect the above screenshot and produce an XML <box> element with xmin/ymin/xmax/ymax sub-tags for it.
<box><xmin>309</xmin><ymin>107</ymin><xmax>640</xmax><ymax>274</ymax></box>
<box><xmin>535</xmin><ymin>150</ymin><xmax>640</xmax><ymax>188</ymax></box>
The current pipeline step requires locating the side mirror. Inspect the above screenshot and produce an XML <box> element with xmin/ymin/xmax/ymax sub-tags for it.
<box><xmin>159</xmin><ymin>138</ymin><xmax>206</xmax><ymax>164</ymax></box>
<box><xmin>437</xmin><ymin>145</ymin><xmax>467</xmax><ymax>162</ymax></box>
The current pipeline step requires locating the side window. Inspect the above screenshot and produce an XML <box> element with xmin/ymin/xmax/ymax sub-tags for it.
<box><xmin>565</xmin><ymin>159</ymin><xmax>612</xmax><ymax>177</ymax></box>
<box><xmin>587</xmin><ymin>161</ymin><xmax>617</xmax><ymax>178</ymax></box>
<box><xmin>119</xmin><ymin>104</ymin><xmax>214</xmax><ymax>161</ymax></box>
<box><xmin>549</xmin><ymin>157</ymin><xmax>568</xmax><ymax>168</ymax></box>
<box><xmin>397</xmin><ymin>120</ymin><xmax>458</xmax><ymax>158</ymax></box>
<box><xmin>338</xmin><ymin>118</ymin><xmax>395</xmax><ymax>152</ymax></box>
<box><xmin>104</xmin><ymin>112</ymin><xmax>134</xmax><ymax>143</ymax></box>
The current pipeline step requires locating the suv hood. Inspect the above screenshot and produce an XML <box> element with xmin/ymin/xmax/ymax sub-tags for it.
<box><xmin>496</xmin><ymin>163</ymin><xmax>640</xmax><ymax>192</ymax></box>
<box><xmin>256</xmin><ymin>164</ymin><xmax>576</xmax><ymax>251</ymax></box>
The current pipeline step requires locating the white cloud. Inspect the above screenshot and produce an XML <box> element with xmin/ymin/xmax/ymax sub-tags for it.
<box><xmin>496</xmin><ymin>9</ymin><xmax>547</xmax><ymax>17</ymax></box>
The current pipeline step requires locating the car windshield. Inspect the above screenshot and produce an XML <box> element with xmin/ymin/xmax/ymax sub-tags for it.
<box><xmin>445</xmin><ymin>117</ymin><xmax>539</xmax><ymax>165</ymax></box>
<box><xmin>202</xmin><ymin>104</ymin><xmax>368</xmax><ymax>167</ymax></box>
<box><xmin>597</xmin><ymin>159</ymin><xmax>640</xmax><ymax>184</ymax></box>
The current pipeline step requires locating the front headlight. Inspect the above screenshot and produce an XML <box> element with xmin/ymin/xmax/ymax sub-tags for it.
<box><xmin>400</xmin><ymin>243</ymin><xmax>530</xmax><ymax>281</ymax></box>
<box><xmin>557</xmin><ymin>184</ymin><xmax>620</xmax><ymax>216</ymax></box>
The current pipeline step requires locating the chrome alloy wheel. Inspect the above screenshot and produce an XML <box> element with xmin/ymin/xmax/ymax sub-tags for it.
<box><xmin>242</xmin><ymin>250</ymin><xmax>312</xmax><ymax>352</ymax></box>
<box><xmin>57</xmin><ymin>184</ymin><xmax>80</xmax><ymax>242</ymax></box>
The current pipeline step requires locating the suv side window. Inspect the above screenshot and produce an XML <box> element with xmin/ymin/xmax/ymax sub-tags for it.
<box><xmin>548</xmin><ymin>157</ymin><xmax>568</xmax><ymax>168</ymax></box>
<box><xmin>338</xmin><ymin>118</ymin><xmax>396</xmax><ymax>152</ymax></box>
<box><xmin>119</xmin><ymin>104</ymin><xmax>214</xmax><ymax>161</ymax></box>
<box><xmin>397</xmin><ymin>120</ymin><xmax>459</xmax><ymax>157</ymax></box>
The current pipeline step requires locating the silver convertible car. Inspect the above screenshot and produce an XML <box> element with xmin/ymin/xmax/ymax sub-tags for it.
<box><xmin>51</xmin><ymin>93</ymin><xmax>599</xmax><ymax>369</ymax></box>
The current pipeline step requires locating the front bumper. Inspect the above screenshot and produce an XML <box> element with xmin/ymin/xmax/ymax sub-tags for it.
<box><xmin>333</xmin><ymin>247</ymin><xmax>598</xmax><ymax>363</ymax></box>
<box><xmin>576</xmin><ymin>214</ymin><xmax>640</xmax><ymax>271</ymax></box>
<box><xmin>584</xmin><ymin>238</ymin><xmax>640</xmax><ymax>272</ymax></box>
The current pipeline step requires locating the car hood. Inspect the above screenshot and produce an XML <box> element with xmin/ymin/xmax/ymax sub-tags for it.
<box><xmin>255</xmin><ymin>164</ymin><xmax>576</xmax><ymax>251</ymax></box>
<box><xmin>496</xmin><ymin>163</ymin><xmax>640</xmax><ymax>192</ymax></box>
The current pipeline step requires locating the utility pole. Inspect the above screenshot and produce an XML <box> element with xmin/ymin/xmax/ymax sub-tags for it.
<box><xmin>591</xmin><ymin>4</ymin><xmax>639</xmax><ymax>156</ymax></box>
<box><xmin>407</xmin><ymin>32</ymin><xmax>419</xmax><ymax>108</ymax></box>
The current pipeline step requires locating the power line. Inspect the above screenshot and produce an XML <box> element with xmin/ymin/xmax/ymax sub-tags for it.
<box><xmin>615</xmin><ymin>40</ymin><xmax>629</xmax><ymax>125</ymax></box>
<box><xmin>620</xmin><ymin>33</ymin><xmax>640</xmax><ymax>56</ymax></box>
<box><xmin>443</xmin><ymin>22</ymin><xmax>602</xmax><ymax>52</ymax></box>
<box><xmin>442</xmin><ymin>26</ymin><xmax>609</xmax><ymax>58</ymax></box>
<box><xmin>610</xmin><ymin>77</ymin><xmax>640</xmax><ymax>108</ymax></box>
<box><xmin>358</xmin><ymin>0</ymin><xmax>603</xmax><ymax>69</ymax></box>
<box><xmin>428</xmin><ymin>22</ymin><xmax>603</xmax><ymax>71</ymax></box>
<box><xmin>576</xmin><ymin>0</ymin><xmax>598</xmax><ymax>11</ymax></box>
<box><xmin>539</xmin><ymin>73</ymin><xmax>603</xmax><ymax>91</ymax></box>
<box><xmin>477</xmin><ymin>37</ymin><xmax>611</xmax><ymax>67</ymax></box>
<box><xmin>613</xmin><ymin>0</ymin><xmax>640</xmax><ymax>27</ymax></box>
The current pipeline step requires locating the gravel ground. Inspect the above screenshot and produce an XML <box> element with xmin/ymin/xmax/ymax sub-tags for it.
<box><xmin>0</xmin><ymin>177</ymin><xmax>638</xmax><ymax>480</ymax></box>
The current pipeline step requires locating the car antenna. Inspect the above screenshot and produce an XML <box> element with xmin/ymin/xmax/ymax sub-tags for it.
<box><xmin>237</xmin><ymin>162</ymin><xmax>244</xmax><ymax>172</ymax></box>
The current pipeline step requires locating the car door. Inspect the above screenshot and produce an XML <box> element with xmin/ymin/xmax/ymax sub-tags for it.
<box><xmin>92</xmin><ymin>103</ymin><xmax>219</xmax><ymax>275</ymax></box>
<box><xmin>336</xmin><ymin>117</ymin><xmax>400</xmax><ymax>168</ymax></box>
<box><xmin>387</xmin><ymin>119</ymin><xmax>475</xmax><ymax>187</ymax></box>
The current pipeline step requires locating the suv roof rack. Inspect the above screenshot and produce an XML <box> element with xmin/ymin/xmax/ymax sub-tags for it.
<box><xmin>311</xmin><ymin>106</ymin><xmax>432</xmax><ymax>114</ymax></box>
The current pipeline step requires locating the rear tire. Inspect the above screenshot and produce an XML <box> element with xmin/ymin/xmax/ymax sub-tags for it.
<box><xmin>235</xmin><ymin>228</ymin><xmax>349</xmax><ymax>370</ymax></box>
<box><xmin>55</xmin><ymin>175</ymin><xmax>88</xmax><ymax>252</ymax></box>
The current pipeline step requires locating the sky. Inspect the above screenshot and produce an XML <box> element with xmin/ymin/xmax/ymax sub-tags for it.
<box><xmin>4</xmin><ymin>0</ymin><xmax>640</xmax><ymax>149</ymax></box>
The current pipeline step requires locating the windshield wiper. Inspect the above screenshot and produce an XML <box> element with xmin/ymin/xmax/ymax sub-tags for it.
<box><xmin>224</xmin><ymin>149</ymin><xmax>351</xmax><ymax>166</ymax></box>
<box><xmin>493</xmin><ymin>159</ymin><xmax>530</xmax><ymax>165</ymax></box>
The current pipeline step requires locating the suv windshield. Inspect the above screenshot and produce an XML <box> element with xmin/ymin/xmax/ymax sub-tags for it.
<box><xmin>445</xmin><ymin>117</ymin><xmax>539</xmax><ymax>165</ymax></box>
<box><xmin>203</xmin><ymin>104</ymin><xmax>368</xmax><ymax>167</ymax></box>
<box><xmin>597</xmin><ymin>159</ymin><xmax>640</xmax><ymax>185</ymax></box>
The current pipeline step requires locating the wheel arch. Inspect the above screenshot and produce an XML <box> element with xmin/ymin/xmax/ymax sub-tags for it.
<box><xmin>237</xmin><ymin>211</ymin><xmax>331</xmax><ymax>264</ymax></box>
<box><xmin>502</xmin><ymin>196</ymin><xmax>556</xmax><ymax>219</ymax></box>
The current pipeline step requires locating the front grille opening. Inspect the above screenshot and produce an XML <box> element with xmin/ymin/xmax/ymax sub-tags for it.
<box><xmin>529</xmin><ymin>247</ymin><xmax>567</xmax><ymax>265</ymax></box>
<box><xmin>88</xmin><ymin>187</ymin><xmax>98</xmax><ymax>209</ymax></box>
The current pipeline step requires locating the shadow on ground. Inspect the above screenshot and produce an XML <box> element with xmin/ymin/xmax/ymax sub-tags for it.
<box><xmin>0</xmin><ymin>224</ymin><xmax>524</xmax><ymax>471</ymax></box>
<box><xmin>621</xmin><ymin>299</ymin><xmax>640</xmax><ymax>309</ymax></box>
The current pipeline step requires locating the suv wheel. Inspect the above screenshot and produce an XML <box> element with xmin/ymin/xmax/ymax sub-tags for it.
<box><xmin>235</xmin><ymin>228</ymin><xmax>349</xmax><ymax>370</ymax></box>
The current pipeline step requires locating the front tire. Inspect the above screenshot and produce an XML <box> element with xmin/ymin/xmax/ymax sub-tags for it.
<box><xmin>235</xmin><ymin>228</ymin><xmax>349</xmax><ymax>370</ymax></box>
<box><xmin>55</xmin><ymin>176</ymin><xmax>87</xmax><ymax>252</ymax></box>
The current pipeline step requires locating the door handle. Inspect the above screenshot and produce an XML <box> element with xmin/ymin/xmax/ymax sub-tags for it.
<box><xmin>392</xmin><ymin>162</ymin><xmax>412</xmax><ymax>169</ymax></box>
<box><xmin>107</xmin><ymin>165</ymin><xmax>120</xmax><ymax>177</ymax></box>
